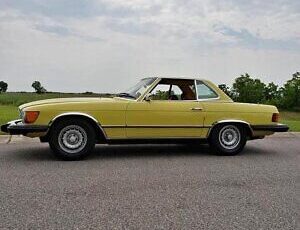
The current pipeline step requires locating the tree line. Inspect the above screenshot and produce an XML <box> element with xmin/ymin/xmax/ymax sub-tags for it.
<box><xmin>218</xmin><ymin>72</ymin><xmax>300</xmax><ymax>110</ymax></box>
<box><xmin>0</xmin><ymin>81</ymin><xmax>47</xmax><ymax>94</ymax></box>
<box><xmin>1</xmin><ymin>72</ymin><xmax>299</xmax><ymax>110</ymax></box>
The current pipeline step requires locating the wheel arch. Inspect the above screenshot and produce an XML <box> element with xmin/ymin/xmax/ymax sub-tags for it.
<box><xmin>43</xmin><ymin>112</ymin><xmax>107</xmax><ymax>143</ymax></box>
<box><xmin>207</xmin><ymin>120</ymin><xmax>253</xmax><ymax>139</ymax></box>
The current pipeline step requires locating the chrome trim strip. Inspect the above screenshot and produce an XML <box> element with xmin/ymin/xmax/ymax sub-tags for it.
<box><xmin>106</xmin><ymin>136</ymin><xmax>204</xmax><ymax>140</ymax></box>
<box><xmin>102</xmin><ymin>125</ymin><xmax>126</xmax><ymax>128</ymax></box>
<box><xmin>206</xmin><ymin>119</ymin><xmax>254</xmax><ymax>138</ymax></box>
<box><xmin>194</xmin><ymin>79</ymin><xmax>199</xmax><ymax>101</ymax></box>
<box><xmin>214</xmin><ymin>119</ymin><xmax>251</xmax><ymax>126</ymax></box>
<box><xmin>102</xmin><ymin>125</ymin><xmax>211</xmax><ymax>128</ymax></box>
<box><xmin>49</xmin><ymin>112</ymin><xmax>108</xmax><ymax>139</ymax></box>
<box><xmin>197</xmin><ymin>97</ymin><xmax>220</xmax><ymax>102</ymax></box>
<box><xmin>7</xmin><ymin>119</ymin><xmax>23</xmax><ymax>125</ymax></box>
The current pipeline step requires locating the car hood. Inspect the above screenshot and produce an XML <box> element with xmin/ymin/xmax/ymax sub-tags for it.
<box><xmin>19</xmin><ymin>97</ymin><xmax>120</xmax><ymax>110</ymax></box>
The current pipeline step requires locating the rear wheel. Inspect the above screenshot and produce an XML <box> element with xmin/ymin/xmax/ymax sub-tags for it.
<box><xmin>209</xmin><ymin>124</ymin><xmax>247</xmax><ymax>155</ymax></box>
<box><xmin>49</xmin><ymin>119</ymin><xmax>96</xmax><ymax>160</ymax></box>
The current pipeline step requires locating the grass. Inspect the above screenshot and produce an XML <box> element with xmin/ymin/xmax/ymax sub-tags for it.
<box><xmin>0</xmin><ymin>93</ymin><xmax>299</xmax><ymax>133</ymax></box>
<box><xmin>280</xmin><ymin>111</ymin><xmax>300</xmax><ymax>121</ymax></box>
<box><xmin>282</xmin><ymin>120</ymin><xmax>300</xmax><ymax>132</ymax></box>
<box><xmin>280</xmin><ymin>111</ymin><xmax>300</xmax><ymax>132</ymax></box>
<box><xmin>0</xmin><ymin>105</ymin><xmax>19</xmax><ymax>134</ymax></box>
<box><xmin>0</xmin><ymin>92</ymin><xmax>112</xmax><ymax>107</ymax></box>
<box><xmin>0</xmin><ymin>105</ymin><xmax>19</xmax><ymax>124</ymax></box>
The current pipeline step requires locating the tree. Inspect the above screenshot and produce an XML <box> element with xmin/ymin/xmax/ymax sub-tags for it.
<box><xmin>0</xmin><ymin>81</ymin><xmax>8</xmax><ymax>93</ymax></box>
<box><xmin>280</xmin><ymin>72</ymin><xmax>300</xmax><ymax>109</ymax></box>
<box><xmin>263</xmin><ymin>82</ymin><xmax>281</xmax><ymax>106</ymax></box>
<box><xmin>152</xmin><ymin>90</ymin><xmax>169</xmax><ymax>100</ymax></box>
<box><xmin>264</xmin><ymin>82</ymin><xmax>279</xmax><ymax>101</ymax></box>
<box><xmin>232</xmin><ymin>73</ymin><xmax>266</xmax><ymax>103</ymax></box>
<box><xmin>32</xmin><ymin>81</ymin><xmax>47</xmax><ymax>94</ymax></box>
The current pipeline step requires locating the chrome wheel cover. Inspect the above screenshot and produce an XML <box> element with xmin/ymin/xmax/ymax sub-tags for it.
<box><xmin>58</xmin><ymin>125</ymin><xmax>87</xmax><ymax>154</ymax></box>
<box><xmin>218</xmin><ymin>125</ymin><xmax>241</xmax><ymax>150</ymax></box>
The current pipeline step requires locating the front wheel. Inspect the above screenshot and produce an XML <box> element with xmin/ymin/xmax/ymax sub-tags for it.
<box><xmin>209</xmin><ymin>124</ymin><xmax>247</xmax><ymax>156</ymax></box>
<box><xmin>49</xmin><ymin>119</ymin><xmax>96</xmax><ymax>160</ymax></box>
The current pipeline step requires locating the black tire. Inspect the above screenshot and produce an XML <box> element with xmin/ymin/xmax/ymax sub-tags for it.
<box><xmin>49</xmin><ymin>118</ymin><xmax>96</xmax><ymax>160</ymax></box>
<box><xmin>209</xmin><ymin>124</ymin><xmax>247</xmax><ymax>156</ymax></box>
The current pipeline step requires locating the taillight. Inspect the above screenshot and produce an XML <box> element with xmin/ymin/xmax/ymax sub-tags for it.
<box><xmin>272</xmin><ymin>113</ymin><xmax>279</xmax><ymax>122</ymax></box>
<box><xmin>24</xmin><ymin>111</ymin><xmax>40</xmax><ymax>123</ymax></box>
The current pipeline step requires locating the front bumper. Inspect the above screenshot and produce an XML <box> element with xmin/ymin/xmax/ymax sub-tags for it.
<box><xmin>1</xmin><ymin>119</ymin><xmax>48</xmax><ymax>135</ymax></box>
<box><xmin>251</xmin><ymin>124</ymin><xmax>289</xmax><ymax>132</ymax></box>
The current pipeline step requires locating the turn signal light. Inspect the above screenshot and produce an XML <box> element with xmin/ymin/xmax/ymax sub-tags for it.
<box><xmin>24</xmin><ymin>111</ymin><xmax>40</xmax><ymax>124</ymax></box>
<box><xmin>272</xmin><ymin>113</ymin><xmax>280</xmax><ymax>122</ymax></box>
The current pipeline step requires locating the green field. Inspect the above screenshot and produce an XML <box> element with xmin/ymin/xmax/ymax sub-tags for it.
<box><xmin>0</xmin><ymin>105</ymin><xmax>19</xmax><ymax>126</ymax></box>
<box><xmin>0</xmin><ymin>93</ymin><xmax>299</xmax><ymax>133</ymax></box>
<box><xmin>0</xmin><ymin>92</ymin><xmax>112</xmax><ymax>106</ymax></box>
<box><xmin>280</xmin><ymin>112</ymin><xmax>300</xmax><ymax>132</ymax></box>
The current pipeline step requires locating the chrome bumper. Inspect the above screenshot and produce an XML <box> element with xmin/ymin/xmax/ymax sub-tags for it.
<box><xmin>251</xmin><ymin>124</ymin><xmax>289</xmax><ymax>132</ymax></box>
<box><xmin>1</xmin><ymin>119</ymin><xmax>48</xmax><ymax>135</ymax></box>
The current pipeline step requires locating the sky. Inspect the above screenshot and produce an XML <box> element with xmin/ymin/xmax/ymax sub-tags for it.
<box><xmin>0</xmin><ymin>0</ymin><xmax>299</xmax><ymax>93</ymax></box>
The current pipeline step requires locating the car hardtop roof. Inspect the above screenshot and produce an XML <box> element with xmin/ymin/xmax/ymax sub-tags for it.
<box><xmin>142</xmin><ymin>77</ymin><xmax>205</xmax><ymax>81</ymax></box>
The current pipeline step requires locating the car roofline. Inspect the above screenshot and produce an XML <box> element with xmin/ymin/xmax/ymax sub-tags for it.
<box><xmin>142</xmin><ymin>77</ymin><xmax>206</xmax><ymax>81</ymax></box>
<box><xmin>138</xmin><ymin>77</ymin><xmax>232</xmax><ymax>102</ymax></box>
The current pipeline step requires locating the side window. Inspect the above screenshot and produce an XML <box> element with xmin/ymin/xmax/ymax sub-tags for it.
<box><xmin>196</xmin><ymin>81</ymin><xmax>218</xmax><ymax>99</ymax></box>
<box><xmin>169</xmin><ymin>85</ymin><xmax>183</xmax><ymax>100</ymax></box>
<box><xmin>150</xmin><ymin>84</ymin><xmax>170</xmax><ymax>100</ymax></box>
<box><xmin>148</xmin><ymin>79</ymin><xmax>197</xmax><ymax>100</ymax></box>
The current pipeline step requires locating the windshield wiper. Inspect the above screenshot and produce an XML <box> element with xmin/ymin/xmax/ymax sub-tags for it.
<box><xmin>117</xmin><ymin>93</ymin><xmax>136</xmax><ymax>99</ymax></box>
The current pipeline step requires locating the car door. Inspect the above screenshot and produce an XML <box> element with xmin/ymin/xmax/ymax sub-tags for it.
<box><xmin>125</xmin><ymin>80</ymin><xmax>206</xmax><ymax>138</ymax></box>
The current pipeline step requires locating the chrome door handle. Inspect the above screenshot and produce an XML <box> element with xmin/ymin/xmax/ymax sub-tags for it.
<box><xmin>191</xmin><ymin>107</ymin><xmax>203</xmax><ymax>111</ymax></box>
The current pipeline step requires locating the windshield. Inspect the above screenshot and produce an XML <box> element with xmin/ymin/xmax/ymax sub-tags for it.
<box><xmin>117</xmin><ymin>78</ymin><xmax>156</xmax><ymax>99</ymax></box>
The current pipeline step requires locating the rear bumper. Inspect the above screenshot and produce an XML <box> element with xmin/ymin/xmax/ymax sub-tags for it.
<box><xmin>251</xmin><ymin>124</ymin><xmax>289</xmax><ymax>132</ymax></box>
<box><xmin>1</xmin><ymin>119</ymin><xmax>48</xmax><ymax>135</ymax></box>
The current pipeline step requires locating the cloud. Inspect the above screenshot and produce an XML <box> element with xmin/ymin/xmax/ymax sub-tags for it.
<box><xmin>215</xmin><ymin>25</ymin><xmax>300</xmax><ymax>51</ymax></box>
<box><xmin>104</xmin><ymin>18</ymin><xmax>158</xmax><ymax>35</ymax></box>
<box><xmin>0</xmin><ymin>0</ymin><xmax>101</xmax><ymax>18</ymax></box>
<box><xmin>34</xmin><ymin>23</ymin><xmax>104</xmax><ymax>42</ymax></box>
<box><xmin>0</xmin><ymin>0</ymin><xmax>299</xmax><ymax>92</ymax></box>
<box><xmin>35</xmin><ymin>24</ymin><xmax>71</xmax><ymax>36</ymax></box>
<box><xmin>1</xmin><ymin>0</ymin><xmax>299</xmax><ymax>44</ymax></box>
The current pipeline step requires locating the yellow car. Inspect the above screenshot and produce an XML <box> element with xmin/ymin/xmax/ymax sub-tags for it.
<box><xmin>1</xmin><ymin>77</ymin><xmax>288</xmax><ymax>160</ymax></box>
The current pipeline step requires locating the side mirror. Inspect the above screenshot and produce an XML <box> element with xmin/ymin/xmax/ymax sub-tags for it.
<box><xmin>144</xmin><ymin>93</ymin><xmax>152</xmax><ymax>102</ymax></box>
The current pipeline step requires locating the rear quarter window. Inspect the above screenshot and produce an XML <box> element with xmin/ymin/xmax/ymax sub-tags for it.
<box><xmin>196</xmin><ymin>81</ymin><xmax>218</xmax><ymax>100</ymax></box>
